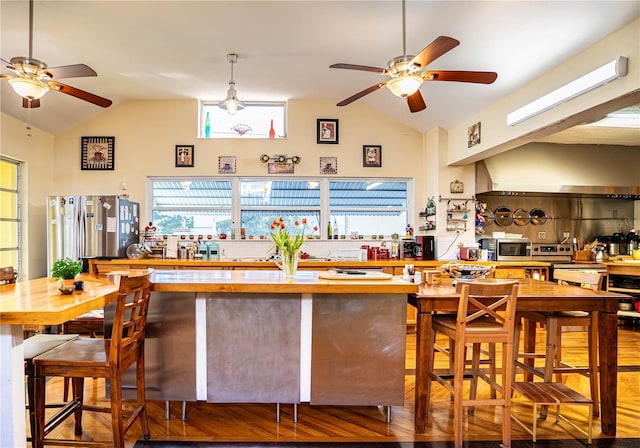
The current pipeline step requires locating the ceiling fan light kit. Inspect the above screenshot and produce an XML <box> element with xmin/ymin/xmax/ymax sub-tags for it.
<box><xmin>218</xmin><ymin>53</ymin><xmax>245</xmax><ymax>115</ymax></box>
<box><xmin>8</xmin><ymin>76</ymin><xmax>48</xmax><ymax>99</ymax></box>
<box><xmin>387</xmin><ymin>75</ymin><xmax>423</xmax><ymax>97</ymax></box>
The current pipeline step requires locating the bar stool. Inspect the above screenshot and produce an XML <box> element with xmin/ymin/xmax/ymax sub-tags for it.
<box><xmin>514</xmin><ymin>270</ymin><xmax>602</xmax><ymax>419</ymax></box>
<box><xmin>425</xmin><ymin>279</ymin><xmax>519</xmax><ymax>448</ymax></box>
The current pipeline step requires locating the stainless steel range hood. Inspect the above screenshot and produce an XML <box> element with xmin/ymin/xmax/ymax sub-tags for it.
<box><xmin>475</xmin><ymin>143</ymin><xmax>640</xmax><ymax>197</ymax></box>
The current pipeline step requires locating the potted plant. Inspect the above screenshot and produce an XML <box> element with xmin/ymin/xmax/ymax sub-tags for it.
<box><xmin>51</xmin><ymin>257</ymin><xmax>83</xmax><ymax>288</ymax></box>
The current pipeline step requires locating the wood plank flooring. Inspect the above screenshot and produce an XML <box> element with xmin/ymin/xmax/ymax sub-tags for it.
<box><xmin>33</xmin><ymin>326</ymin><xmax>640</xmax><ymax>447</ymax></box>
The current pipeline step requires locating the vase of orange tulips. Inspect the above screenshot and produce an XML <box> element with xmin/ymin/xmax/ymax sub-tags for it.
<box><xmin>270</xmin><ymin>217</ymin><xmax>316</xmax><ymax>278</ymax></box>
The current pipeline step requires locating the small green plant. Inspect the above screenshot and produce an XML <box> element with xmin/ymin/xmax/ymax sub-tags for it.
<box><xmin>51</xmin><ymin>257</ymin><xmax>83</xmax><ymax>280</ymax></box>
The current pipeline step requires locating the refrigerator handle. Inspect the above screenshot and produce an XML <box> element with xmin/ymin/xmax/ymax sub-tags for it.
<box><xmin>76</xmin><ymin>197</ymin><xmax>85</xmax><ymax>260</ymax></box>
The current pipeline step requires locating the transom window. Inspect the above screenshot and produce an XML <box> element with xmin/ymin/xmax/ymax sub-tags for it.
<box><xmin>200</xmin><ymin>101</ymin><xmax>286</xmax><ymax>139</ymax></box>
<box><xmin>148</xmin><ymin>177</ymin><xmax>411</xmax><ymax>238</ymax></box>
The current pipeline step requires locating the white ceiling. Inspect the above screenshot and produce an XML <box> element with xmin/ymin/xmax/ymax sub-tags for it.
<box><xmin>1</xmin><ymin>0</ymin><xmax>639</xmax><ymax>140</ymax></box>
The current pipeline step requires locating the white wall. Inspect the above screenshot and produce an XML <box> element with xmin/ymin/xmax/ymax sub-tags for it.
<box><xmin>0</xmin><ymin>113</ymin><xmax>55</xmax><ymax>278</ymax></box>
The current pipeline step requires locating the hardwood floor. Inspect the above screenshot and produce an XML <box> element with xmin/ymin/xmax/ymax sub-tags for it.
<box><xmin>33</xmin><ymin>326</ymin><xmax>640</xmax><ymax>447</ymax></box>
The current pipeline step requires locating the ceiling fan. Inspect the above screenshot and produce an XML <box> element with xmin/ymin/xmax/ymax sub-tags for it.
<box><xmin>330</xmin><ymin>0</ymin><xmax>497</xmax><ymax>113</ymax></box>
<box><xmin>0</xmin><ymin>0</ymin><xmax>111</xmax><ymax>109</ymax></box>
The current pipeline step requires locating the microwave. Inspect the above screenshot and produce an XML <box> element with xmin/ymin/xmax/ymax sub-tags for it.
<box><xmin>478</xmin><ymin>238</ymin><xmax>532</xmax><ymax>261</ymax></box>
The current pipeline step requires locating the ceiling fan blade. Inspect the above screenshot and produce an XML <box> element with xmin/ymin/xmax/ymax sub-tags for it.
<box><xmin>407</xmin><ymin>90</ymin><xmax>426</xmax><ymax>113</ymax></box>
<box><xmin>46</xmin><ymin>64</ymin><xmax>97</xmax><ymax>79</ymax></box>
<box><xmin>336</xmin><ymin>82</ymin><xmax>386</xmax><ymax>107</ymax></box>
<box><xmin>22</xmin><ymin>97</ymin><xmax>40</xmax><ymax>108</ymax></box>
<box><xmin>49</xmin><ymin>81</ymin><xmax>112</xmax><ymax>107</ymax></box>
<box><xmin>330</xmin><ymin>63</ymin><xmax>386</xmax><ymax>74</ymax></box>
<box><xmin>411</xmin><ymin>36</ymin><xmax>460</xmax><ymax>70</ymax></box>
<box><xmin>423</xmin><ymin>70</ymin><xmax>498</xmax><ymax>84</ymax></box>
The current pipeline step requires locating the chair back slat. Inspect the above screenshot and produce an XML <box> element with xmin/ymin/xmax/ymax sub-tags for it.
<box><xmin>554</xmin><ymin>270</ymin><xmax>603</xmax><ymax>291</ymax></box>
<box><xmin>109</xmin><ymin>273</ymin><xmax>152</xmax><ymax>367</ymax></box>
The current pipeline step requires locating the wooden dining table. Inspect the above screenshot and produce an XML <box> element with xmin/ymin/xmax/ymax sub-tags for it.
<box><xmin>409</xmin><ymin>278</ymin><xmax>628</xmax><ymax>436</ymax></box>
<box><xmin>0</xmin><ymin>275</ymin><xmax>118</xmax><ymax>448</ymax></box>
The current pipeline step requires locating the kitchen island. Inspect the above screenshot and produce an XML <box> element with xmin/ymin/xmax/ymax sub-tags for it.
<box><xmin>139</xmin><ymin>269</ymin><xmax>418</xmax><ymax>411</ymax></box>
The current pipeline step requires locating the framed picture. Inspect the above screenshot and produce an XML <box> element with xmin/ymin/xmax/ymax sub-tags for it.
<box><xmin>218</xmin><ymin>156</ymin><xmax>236</xmax><ymax>174</ymax></box>
<box><xmin>320</xmin><ymin>156</ymin><xmax>337</xmax><ymax>174</ymax></box>
<box><xmin>467</xmin><ymin>122</ymin><xmax>481</xmax><ymax>148</ymax></box>
<box><xmin>268</xmin><ymin>162</ymin><xmax>295</xmax><ymax>174</ymax></box>
<box><xmin>317</xmin><ymin>118</ymin><xmax>339</xmax><ymax>144</ymax></box>
<box><xmin>175</xmin><ymin>145</ymin><xmax>194</xmax><ymax>167</ymax></box>
<box><xmin>363</xmin><ymin>145</ymin><xmax>382</xmax><ymax>167</ymax></box>
<box><xmin>81</xmin><ymin>136</ymin><xmax>114</xmax><ymax>170</ymax></box>
<box><xmin>450</xmin><ymin>179</ymin><xmax>465</xmax><ymax>194</ymax></box>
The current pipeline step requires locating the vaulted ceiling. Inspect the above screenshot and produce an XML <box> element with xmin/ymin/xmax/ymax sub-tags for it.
<box><xmin>1</xmin><ymin>1</ymin><xmax>638</xmax><ymax>143</ymax></box>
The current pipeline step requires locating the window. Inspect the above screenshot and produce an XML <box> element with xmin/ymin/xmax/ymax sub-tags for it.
<box><xmin>328</xmin><ymin>180</ymin><xmax>409</xmax><ymax>238</ymax></box>
<box><xmin>200</xmin><ymin>101</ymin><xmax>286</xmax><ymax>139</ymax></box>
<box><xmin>0</xmin><ymin>157</ymin><xmax>20</xmax><ymax>273</ymax></box>
<box><xmin>148</xmin><ymin>177</ymin><xmax>411</xmax><ymax>238</ymax></box>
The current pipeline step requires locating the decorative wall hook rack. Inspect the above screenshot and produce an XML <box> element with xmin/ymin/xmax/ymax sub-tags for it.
<box><xmin>259</xmin><ymin>154</ymin><xmax>301</xmax><ymax>164</ymax></box>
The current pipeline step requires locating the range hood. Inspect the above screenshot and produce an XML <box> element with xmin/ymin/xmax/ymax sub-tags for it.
<box><xmin>475</xmin><ymin>143</ymin><xmax>640</xmax><ymax>197</ymax></box>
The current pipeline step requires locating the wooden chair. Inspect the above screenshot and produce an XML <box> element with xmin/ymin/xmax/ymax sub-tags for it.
<box><xmin>33</xmin><ymin>273</ymin><xmax>152</xmax><ymax>448</ymax></box>
<box><xmin>426</xmin><ymin>279</ymin><xmax>519</xmax><ymax>448</ymax></box>
<box><xmin>514</xmin><ymin>270</ymin><xmax>602</xmax><ymax>419</ymax></box>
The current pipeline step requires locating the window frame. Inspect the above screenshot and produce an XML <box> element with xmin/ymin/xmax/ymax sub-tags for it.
<box><xmin>147</xmin><ymin>176</ymin><xmax>412</xmax><ymax>238</ymax></box>
<box><xmin>200</xmin><ymin>101</ymin><xmax>287</xmax><ymax>139</ymax></box>
<box><xmin>0</xmin><ymin>156</ymin><xmax>21</xmax><ymax>277</ymax></box>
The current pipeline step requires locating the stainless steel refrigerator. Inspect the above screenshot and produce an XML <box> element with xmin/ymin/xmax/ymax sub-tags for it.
<box><xmin>47</xmin><ymin>195</ymin><xmax>139</xmax><ymax>272</ymax></box>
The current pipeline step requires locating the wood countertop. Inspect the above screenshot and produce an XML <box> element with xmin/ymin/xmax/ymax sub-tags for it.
<box><xmin>89</xmin><ymin>258</ymin><xmax>551</xmax><ymax>272</ymax></box>
<box><xmin>150</xmin><ymin>269</ymin><xmax>419</xmax><ymax>294</ymax></box>
<box><xmin>0</xmin><ymin>275</ymin><xmax>118</xmax><ymax>325</ymax></box>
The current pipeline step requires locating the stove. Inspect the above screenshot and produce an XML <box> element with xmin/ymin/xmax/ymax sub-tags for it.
<box><xmin>531</xmin><ymin>243</ymin><xmax>574</xmax><ymax>262</ymax></box>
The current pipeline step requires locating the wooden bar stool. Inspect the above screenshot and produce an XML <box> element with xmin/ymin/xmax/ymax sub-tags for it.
<box><xmin>514</xmin><ymin>270</ymin><xmax>602</xmax><ymax>419</ymax></box>
<box><xmin>425</xmin><ymin>278</ymin><xmax>519</xmax><ymax>448</ymax></box>
<box><xmin>33</xmin><ymin>273</ymin><xmax>152</xmax><ymax>448</ymax></box>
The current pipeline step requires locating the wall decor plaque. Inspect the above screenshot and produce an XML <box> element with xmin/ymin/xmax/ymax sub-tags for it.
<box><xmin>81</xmin><ymin>136</ymin><xmax>114</xmax><ymax>170</ymax></box>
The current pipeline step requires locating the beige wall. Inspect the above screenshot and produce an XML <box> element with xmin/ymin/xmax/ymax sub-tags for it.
<box><xmin>52</xmin><ymin>99</ymin><xmax>425</xmax><ymax>216</ymax></box>
<box><xmin>0</xmin><ymin>113</ymin><xmax>55</xmax><ymax>278</ymax></box>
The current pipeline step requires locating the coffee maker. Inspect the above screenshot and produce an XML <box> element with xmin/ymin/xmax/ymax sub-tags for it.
<box><xmin>400</xmin><ymin>239</ymin><xmax>416</xmax><ymax>259</ymax></box>
<box><xmin>415</xmin><ymin>235</ymin><xmax>436</xmax><ymax>260</ymax></box>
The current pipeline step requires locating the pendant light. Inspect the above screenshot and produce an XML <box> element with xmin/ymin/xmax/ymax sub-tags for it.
<box><xmin>218</xmin><ymin>53</ymin><xmax>245</xmax><ymax>115</ymax></box>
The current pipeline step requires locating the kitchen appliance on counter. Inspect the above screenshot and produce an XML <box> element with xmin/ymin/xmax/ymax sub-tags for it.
<box><xmin>478</xmin><ymin>237</ymin><xmax>531</xmax><ymax>261</ymax></box>
<box><xmin>459</xmin><ymin>247</ymin><xmax>478</xmax><ymax>261</ymax></box>
<box><xmin>47</xmin><ymin>195</ymin><xmax>139</xmax><ymax>272</ymax></box>
<box><xmin>400</xmin><ymin>238</ymin><xmax>416</xmax><ymax>259</ymax></box>
<box><xmin>415</xmin><ymin>235</ymin><xmax>436</xmax><ymax>260</ymax></box>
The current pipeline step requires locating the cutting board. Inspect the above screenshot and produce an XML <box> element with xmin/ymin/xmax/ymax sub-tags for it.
<box><xmin>319</xmin><ymin>270</ymin><xmax>393</xmax><ymax>280</ymax></box>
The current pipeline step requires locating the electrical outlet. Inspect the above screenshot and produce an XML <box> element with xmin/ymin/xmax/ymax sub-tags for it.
<box><xmin>538</xmin><ymin>231</ymin><xmax>546</xmax><ymax>240</ymax></box>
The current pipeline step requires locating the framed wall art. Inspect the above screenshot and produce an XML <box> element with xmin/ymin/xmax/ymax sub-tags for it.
<box><xmin>81</xmin><ymin>136</ymin><xmax>114</xmax><ymax>170</ymax></box>
<box><xmin>175</xmin><ymin>145</ymin><xmax>194</xmax><ymax>167</ymax></box>
<box><xmin>320</xmin><ymin>156</ymin><xmax>337</xmax><ymax>174</ymax></box>
<box><xmin>467</xmin><ymin>122</ymin><xmax>481</xmax><ymax>148</ymax></box>
<box><xmin>317</xmin><ymin>118</ymin><xmax>339</xmax><ymax>144</ymax></box>
<box><xmin>363</xmin><ymin>145</ymin><xmax>382</xmax><ymax>167</ymax></box>
<box><xmin>218</xmin><ymin>156</ymin><xmax>236</xmax><ymax>174</ymax></box>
